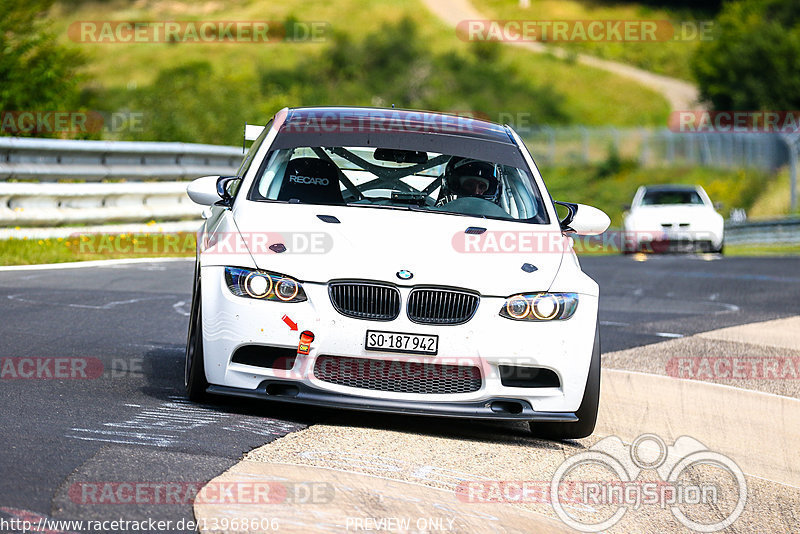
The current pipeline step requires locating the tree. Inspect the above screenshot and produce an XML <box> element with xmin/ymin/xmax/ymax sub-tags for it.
<box><xmin>692</xmin><ymin>0</ymin><xmax>800</xmax><ymax>110</ymax></box>
<box><xmin>0</xmin><ymin>0</ymin><xmax>85</xmax><ymax>117</ymax></box>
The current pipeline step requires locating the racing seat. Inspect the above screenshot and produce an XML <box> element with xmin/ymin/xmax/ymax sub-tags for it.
<box><xmin>277</xmin><ymin>157</ymin><xmax>344</xmax><ymax>205</ymax></box>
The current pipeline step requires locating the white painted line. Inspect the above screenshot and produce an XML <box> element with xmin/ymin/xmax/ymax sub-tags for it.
<box><xmin>697</xmin><ymin>315</ymin><xmax>800</xmax><ymax>351</ymax></box>
<box><xmin>654</xmin><ymin>332</ymin><xmax>684</xmax><ymax>338</ymax></box>
<box><xmin>7</xmin><ymin>294</ymin><xmax>177</xmax><ymax>310</ymax></box>
<box><xmin>173</xmin><ymin>300</ymin><xmax>190</xmax><ymax>317</ymax></box>
<box><xmin>65</xmin><ymin>435</ymin><xmax>170</xmax><ymax>448</ymax></box>
<box><xmin>607</xmin><ymin>367</ymin><xmax>800</xmax><ymax>402</ymax></box>
<box><xmin>0</xmin><ymin>256</ymin><xmax>192</xmax><ymax>272</ymax></box>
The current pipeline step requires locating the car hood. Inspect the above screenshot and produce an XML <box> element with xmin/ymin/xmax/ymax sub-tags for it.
<box><xmin>231</xmin><ymin>203</ymin><xmax>566</xmax><ymax>296</ymax></box>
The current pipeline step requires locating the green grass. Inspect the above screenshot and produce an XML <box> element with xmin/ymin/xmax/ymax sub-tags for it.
<box><xmin>724</xmin><ymin>243</ymin><xmax>800</xmax><ymax>256</ymax></box>
<box><xmin>0</xmin><ymin>232</ymin><xmax>195</xmax><ymax>266</ymax></box>
<box><xmin>46</xmin><ymin>0</ymin><xmax>670</xmax><ymax>144</ymax></box>
<box><xmin>471</xmin><ymin>0</ymin><xmax>712</xmax><ymax>81</ymax></box>
<box><xmin>573</xmin><ymin>243</ymin><xmax>800</xmax><ymax>256</ymax></box>
<box><xmin>747</xmin><ymin>168</ymin><xmax>800</xmax><ymax>219</ymax></box>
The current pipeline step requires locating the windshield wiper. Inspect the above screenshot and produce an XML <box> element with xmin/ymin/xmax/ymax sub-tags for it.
<box><xmin>408</xmin><ymin>205</ymin><xmax>483</xmax><ymax>218</ymax></box>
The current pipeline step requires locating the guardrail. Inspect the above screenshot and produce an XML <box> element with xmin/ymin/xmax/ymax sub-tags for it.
<box><xmin>725</xmin><ymin>217</ymin><xmax>800</xmax><ymax>245</ymax></box>
<box><xmin>0</xmin><ymin>137</ymin><xmax>241</xmax><ymax>182</ymax></box>
<box><xmin>1</xmin><ymin>137</ymin><xmax>242</xmax><ymax>227</ymax></box>
<box><xmin>0</xmin><ymin>182</ymin><xmax>203</xmax><ymax>226</ymax></box>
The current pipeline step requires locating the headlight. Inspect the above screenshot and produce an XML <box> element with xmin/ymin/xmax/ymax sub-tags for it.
<box><xmin>499</xmin><ymin>293</ymin><xmax>578</xmax><ymax>321</ymax></box>
<box><xmin>224</xmin><ymin>267</ymin><xmax>307</xmax><ymax>302</ymax></box>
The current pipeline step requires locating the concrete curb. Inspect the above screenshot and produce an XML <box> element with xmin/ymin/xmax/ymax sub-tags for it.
<box><xmin>193</xmin><ymin>462</ymin><xmax>571</xmax><ymax>533</ymax></box>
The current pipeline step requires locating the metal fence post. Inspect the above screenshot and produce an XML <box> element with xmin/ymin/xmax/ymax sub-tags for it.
<box><xmin>639</xmin><ymin>128</ymin><xmax>650</xmax><ymax>166</ymax></box>
<box><xmin>789</xmin><ymin>143</ymin><xmax>798</xmax><ymax>212</ymax></box>
<box><xmin>779</xmin><ymin>134</ymin><xmax>798</xmax><ymax>212</ymax></box>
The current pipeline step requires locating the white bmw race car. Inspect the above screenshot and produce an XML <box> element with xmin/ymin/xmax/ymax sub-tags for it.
<box><xmin>623</xmin><ymin>184</ymin><xmax>725</xmax><ymax>253</ymax></box>
<box><xmin>185</xmin><ymin>107</ymin><xmax>610</xmax><ymax>439</ymax></box>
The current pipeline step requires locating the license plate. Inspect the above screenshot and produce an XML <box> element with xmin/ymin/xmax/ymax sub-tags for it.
<box><xmin>365</xmin><ymin>330</ymin><xmax>438</xmax><ymax>355</ymax></box>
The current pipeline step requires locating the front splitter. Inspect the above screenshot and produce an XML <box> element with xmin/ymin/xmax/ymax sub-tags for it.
<box><xmin>207</xmin><ymin>380</ymin><xmax>578</xmax><ymax>422</ymax></box>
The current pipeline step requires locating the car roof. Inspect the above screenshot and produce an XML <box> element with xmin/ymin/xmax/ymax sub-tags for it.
<box><xmin>282</xmin><ymin>106</ymin><xmax>516</xmax><ymax>144</ymax></box>
<box><xmin>642</xmin><ymin>184</ymin><xmax>701</xmax><ymax>193</ymax></box>
<box><xmin>269</xmin><ymin>106</ymin><xmax>527</xmax><ymax>168</ymax></box>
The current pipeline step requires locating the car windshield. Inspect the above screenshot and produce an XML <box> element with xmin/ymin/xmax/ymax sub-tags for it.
<box><xmin>248</xmin><ymin>146</ymin><xmax>549</xmax><ymax>223</ymax></box>
<box><xmin>641</xmin><ymin>189</ymin><xmax>704</xmax><ymax>206</ymax></box>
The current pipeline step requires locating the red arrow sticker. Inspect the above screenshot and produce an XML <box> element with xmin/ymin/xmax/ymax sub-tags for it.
<box><xmin>282</xmin><ymin>314</ymin><xmax>298</xmax><ymax>331</ymax></box>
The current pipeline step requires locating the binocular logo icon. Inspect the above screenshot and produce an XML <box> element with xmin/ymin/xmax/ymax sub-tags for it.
<box><xmin>551</xmin><ymin>434</ymin><xmax>747</xmax><ymax>532</ymax></box>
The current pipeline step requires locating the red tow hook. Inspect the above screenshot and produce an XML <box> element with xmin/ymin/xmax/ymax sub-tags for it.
<box><xmin>297</xmin><ymin>330</ymin><xmax>315</xmax><ymax>355</ymax></box>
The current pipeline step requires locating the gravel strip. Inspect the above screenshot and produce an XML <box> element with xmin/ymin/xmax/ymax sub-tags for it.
<box><xmin>605</xmin><ymin>335</ymin><xmax>800</xmax><ymax>398</ymax></box>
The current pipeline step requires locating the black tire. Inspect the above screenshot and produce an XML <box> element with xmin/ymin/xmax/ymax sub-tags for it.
<box><xmin>185</xmin><ymin>262</ymin><xmax>209</xmax><ymax>401</ymax></box>
<box><xmin>530</xmin><ymin>322</ymin><xmax>600</xmax><ymax>440</ymax></box>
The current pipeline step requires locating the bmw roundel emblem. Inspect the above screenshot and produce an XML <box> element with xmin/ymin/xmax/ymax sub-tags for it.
<box><xmin>396</xmin><ymin>270</ymin><xmax>413</xmax><ymax>280</ymax></box>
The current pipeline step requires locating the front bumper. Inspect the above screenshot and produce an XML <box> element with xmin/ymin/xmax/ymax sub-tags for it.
<box><xmin>201</xmin><ymin>265</ymin><xmax>599</xmax><ymax>415</ymax></box>
<box><xmin>626</xmin><ymin>227</ymin><xmax>723</xmax><ymax>253</ymax></box>
<box><xmin>207</xmin><ymin>381</ymin><xmax>578</xmax><ymax>422</ymax></box>
<box><xmin>647</xmin><ymin>238</ymin><xmax>715</xmax><ymax>253</ymax></box>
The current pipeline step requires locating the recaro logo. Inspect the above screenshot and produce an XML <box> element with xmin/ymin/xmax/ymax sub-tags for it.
<box><xmin>289</xmin><ymin>174</ymin><xmax>329</xmax><ymax>186</ymax></box>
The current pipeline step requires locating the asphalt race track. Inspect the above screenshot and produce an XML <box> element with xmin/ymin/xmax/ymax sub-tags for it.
<box><xmin>0</xmin><ymin>254</ymin><xmax>798</xmax><ymax>531</ymax></box>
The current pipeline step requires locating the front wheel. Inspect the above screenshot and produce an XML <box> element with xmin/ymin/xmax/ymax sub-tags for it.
<box><xmin>530</xmin><ymin>323</ymin><xmax>600</xmax><ymax>440</ymax></box>
<box><xmin>185</xmin><ymin>274</ymin><xmax>209</xmax><ymax>401</ymax></box>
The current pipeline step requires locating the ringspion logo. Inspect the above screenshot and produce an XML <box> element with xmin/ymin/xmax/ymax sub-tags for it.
<box><xmin>550</xmin><ymin>434</ymin><xmax>746</xmax><ymax>532</ymax></box>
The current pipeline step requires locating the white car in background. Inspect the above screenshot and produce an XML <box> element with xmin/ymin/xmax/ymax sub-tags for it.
<box><xmin>184</xmin><ymin>106</ymin><xmax>610</xmax><ymax>440</ymax></box>
<box><xmin>623</xmin><ymin>184</ymin><xmax>724</xmax><ymax>254</ymax></box>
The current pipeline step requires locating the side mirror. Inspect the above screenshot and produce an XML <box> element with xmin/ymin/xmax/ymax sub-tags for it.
<box><xmin>187</xmin><ymin>176</ymin><xmax>222</xmax><ymax>206</ymax></box>
<box><xmin>186</xmin><ymin>175</ymin><xmax>239</xmax><ymax>207</ymax></box>
<box><xmin>713</xmin><ymin>201</ymin><xmax>723</xmax><ymax>211</ymax></box>
<box><xmin>555</xmin><ymin>201</ymin><xmax>611</xmax><ymax>236</ymax></box>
